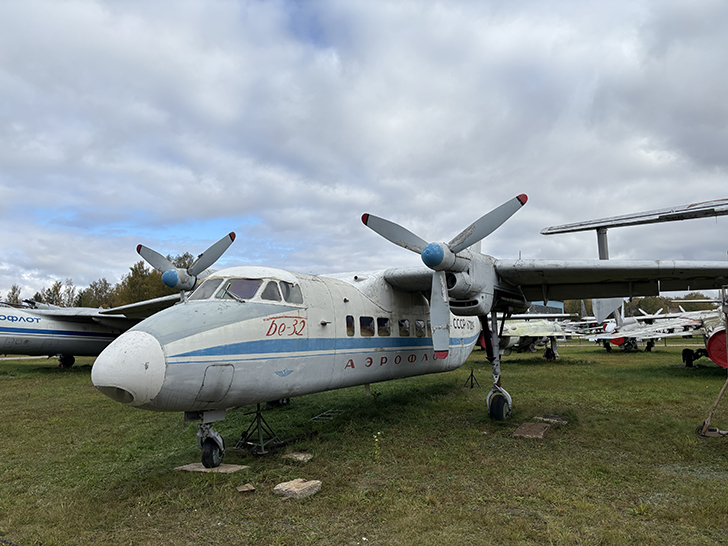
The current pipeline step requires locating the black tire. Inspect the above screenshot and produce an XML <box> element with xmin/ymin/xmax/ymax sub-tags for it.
<box><xmin>58</xmin><ymin>355</ymin><xmax>75</xmax><ymax>368</ymax></box>
<box><xmin>489</xmin><ymin>392</ymin><xmax>509</xmax><ymax>421</ymax></box>
<box><xmin>201</xmin><ymin>438</ymin><xmax>224</xmax><ymax>468</ymax></box>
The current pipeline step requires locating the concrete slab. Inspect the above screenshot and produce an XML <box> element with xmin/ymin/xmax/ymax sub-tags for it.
<box><xmin>174</xmin><ymin>463</ymin><xmax>249</xmax><ymax>473</ymax></box>
<box><xmin>281</xmin><ymin>452</ymin><xmax>314</xmax><ymax>463</ymax></box>
<box><xmin>237</xmin><ymin>483</ymin><xmax>256</xmax><ymax>493</ymax></box>
<box><xmin>273</xmin><ymin>478</ymin><xmax>322</xmax><ymax>499</ymax></box>
<box><xmin>512</xmin><ymin>422</ymin><xmax>550</xmax><ymax>439</ymax></box>
<box><xmin>534</xmin><ymin>414</ymin><xmax>569</xmax><ymax>425</ymax></box>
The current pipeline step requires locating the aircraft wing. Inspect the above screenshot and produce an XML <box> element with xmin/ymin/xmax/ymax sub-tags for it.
<box><xmin>19</xmin><ymin>294</ymin><xmax>180</xmax><ymax>324</ymax></box>
<box><xmin>98</xmin><ymin>294</ymin><xmax>181</xmax><ymax>320</ymax></box>
<box><xmin>494</xmin><ymin>260</ymin><xmax>728</xmax><ymax>302</ymax></box>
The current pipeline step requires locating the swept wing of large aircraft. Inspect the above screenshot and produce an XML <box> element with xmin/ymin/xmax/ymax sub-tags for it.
<box><xmin>0</xmin><ymin>233</ymin><xmax>236</xmax><ymax>366</ymax></box>
<box><xmin>90</xmin><ymin>195</ymin><xmax>728</xmax><ymax>468</ymax></box>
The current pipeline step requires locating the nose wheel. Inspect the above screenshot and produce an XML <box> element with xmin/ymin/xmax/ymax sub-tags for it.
<box><xmin>201</xmin><ymin>437</ymin><xmax>224</xmax><ymax>468</ymax></box>
<box><xmin>187</xmin><ymin>411</ymin><xmax>227</xmax><ymax>468</ymax></box>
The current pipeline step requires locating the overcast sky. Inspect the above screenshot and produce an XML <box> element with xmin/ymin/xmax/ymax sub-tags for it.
<box><xmin>1</xmin><ymin>0</ymin><xmax>727</xmax><ymax>299</ymax></box>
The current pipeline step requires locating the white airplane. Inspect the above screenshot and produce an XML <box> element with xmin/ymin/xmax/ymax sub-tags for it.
<box><xmin>91</xmin><ymin>195</ymin><xmax>728</xmax><ymax>467</ymax></box>
<box><xmin>590</xmin><ymin>310</ymin><xmax>704</xmax><ymax>352</ymax></box>
<box><xmin>496</xmin><ymin>316</ymin><xmax>573</xmax><ymax>359</ymax></box>
<box><xmin>0</xmin><ymin>234</ymin><xmax>236</xmax><ymax>367</ymax></box>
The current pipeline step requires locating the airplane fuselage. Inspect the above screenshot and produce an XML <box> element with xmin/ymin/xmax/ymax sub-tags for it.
<box><xmin>0</xmin><ymin>306</ymin><xmax>120</xmax><ymax>358</ymax></box>
<box><xmin>92</xmin><ymin>266</ymin><xmax>481</xmax><ymax>413</ymax></box>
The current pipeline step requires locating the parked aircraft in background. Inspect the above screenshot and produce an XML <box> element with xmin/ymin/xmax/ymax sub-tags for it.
<box><xmin>91</xmin><ymin>195</ymin><xmax>728</xmax><ymax>467</ymax></box>
<box><xmin>495</xmin><ymin>316</ymin><xmax>573</xmax><ymax>360</ymax></box>
<box><xmin>587</xmin><ymin>306</ymin><xmax>728</xmax><ymax>368</ymax></box>
<box><xmin>590</xmin><ymin>309</ymin><xmax>704</xmax><ymax>352</ymax></box>
<box><xmin>0</xmin><ymin>296</ymin><xmax>179</xmax><ymax>367</ymax></box>
<box><xmin>0</xmin><ymin>234</ymin><xmax>235</xmax><ymax>367</ymax></box>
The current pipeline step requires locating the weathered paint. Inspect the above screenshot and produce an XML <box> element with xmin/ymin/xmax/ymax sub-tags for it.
<box><xmin>92</xmin><ymin>266</ymin><xmax>481</xmax><ymax>412</ymax></box>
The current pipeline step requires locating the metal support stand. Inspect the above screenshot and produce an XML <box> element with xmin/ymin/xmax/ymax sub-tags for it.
<box><xmin>463</xmin><ymin>368</ymin><xmax>481</xmax><ymax>388</ymax></box>
<box><xmin>236</xmin><ymin>403</ymin><xmax>281</xmax><ymax>455</ymax></box>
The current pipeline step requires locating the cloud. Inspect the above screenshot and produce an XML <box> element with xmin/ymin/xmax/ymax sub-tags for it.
<box><xmin>0</xmin><ymin>0</ymin><xmax>726</xmax><ymax>299</ymax></box>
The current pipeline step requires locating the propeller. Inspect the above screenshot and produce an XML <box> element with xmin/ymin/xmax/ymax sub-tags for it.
<box><xmin>137</xmin><ymin>232</ymin><xmax>236</xmax><ymax>291</ymax></box>
<box><xmin>362</xmin><ymin>194</ymin><xmax>527</xmax><ymax>358</ymax></box>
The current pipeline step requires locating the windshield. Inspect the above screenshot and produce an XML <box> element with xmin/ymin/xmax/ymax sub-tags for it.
<box><xmin>217</xmin><ymin>278</ymin><xmax>263</xmax><ymax>301</ymax></box>
<box><xmin>189</xmin><ymin>278</ymin><xmax>224</xmax><ymax>301</ymax></box>
<box><xmin>188</xmin><ymin>277</ymin><xmax>304</xmax><ymax>304</ymax></box>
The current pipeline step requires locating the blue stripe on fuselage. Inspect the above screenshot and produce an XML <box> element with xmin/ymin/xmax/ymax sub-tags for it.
<box><xmin>0</xmin><ymin>325</ymin><xmax>116</xmax><ymax>340</ymax></box>
<box><xmin>170</xmin><ymin>333</ymin><xmax>480</xmax><ymax>360</ymax></box>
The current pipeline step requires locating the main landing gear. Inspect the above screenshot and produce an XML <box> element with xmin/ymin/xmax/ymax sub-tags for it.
<box><xmin>479</xmin><ymin>311</ymin><xmax>513</xmax><ymax>421</ymax></box>
<box><xmin>57</xmin><ymin>354</ymin><xmax>75</xmax><ymax>368</ymax></box>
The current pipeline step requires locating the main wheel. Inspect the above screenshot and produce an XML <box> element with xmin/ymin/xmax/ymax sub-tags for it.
<box><xmin>58</xmin><ymin>355</ymin><xmax>75</xmax><ymax>368</ymax></box>
<box><xmin>489</xmin><ymin>392</ymin><xmax>509</xmax><ymax>421</ymax></box>
<box><xmin>201</xmin><ymin>438</ymin><xmax>224</xmax><ymax>468</ymax></box>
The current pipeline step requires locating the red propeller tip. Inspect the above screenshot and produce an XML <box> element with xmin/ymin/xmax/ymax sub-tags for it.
<box><xmin>517</xmin><ymin>194</ymin><xmax>528</xmax><ymax>205</ymax></box>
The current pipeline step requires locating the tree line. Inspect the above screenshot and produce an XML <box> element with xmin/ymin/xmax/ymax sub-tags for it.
<box><xmin>1</xmin><ymin>253</ymin><xmax>193</xmax><ymax>309</ymax></box>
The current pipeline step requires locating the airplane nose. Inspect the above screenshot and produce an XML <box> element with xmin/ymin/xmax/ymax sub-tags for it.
<box><xmin>92</xmin><ymin>330</ymin><xmax>166</xmax><ymax>408</ymax></box>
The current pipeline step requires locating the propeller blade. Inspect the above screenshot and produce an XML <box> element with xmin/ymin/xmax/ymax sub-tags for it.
<box><xmin>137</xmin><ymin>245</ymin><xmax>175</xmax><ymax>273</ymax></box>
<box><xmin>361</xmin><ymin>214</ymin><xmax>428</xmax><ymax>254</ymax></box>
<box><xmin>448</xmin><ymin>194</ymin><xmax>528</xmax><ymax>253</ymax></box>
<box><xmin>188</xmin><ymin>232</ymin><xmax>237</xmax><ymax>276</ymax></box>
<box><xmin>430</xmin><ymin>270</ymin><xmax>450</xmax><ymax>359</ymax></box>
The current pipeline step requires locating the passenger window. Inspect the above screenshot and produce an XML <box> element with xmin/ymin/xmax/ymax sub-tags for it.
<box><xmin>189</xmin><ymin>278</ymin><xmax>223</xmax><ymax>300</ymax></box>
<box><xmin>261</xmin><ymin>281</ymin><xmax>282</xmax><ymax>301</ymax></box>
<box><xmin>360</xmin><ymin>316</ymin><xmax>375</xmax><ymax>337</ymax></box>
<box><xmin>377</xmin><ymin>317</ymin><xmax>391</xmax><ymax>337</ymax></box>
<box><xmin>415</xmin><ymin>320</ymin><xmax>426</xmax><ymax>338</ymax></box>
<box><xmin>398</xmin><ymin>319</ymin><xmax>410</xmax><ymax>337</ymax></box>
<box><xmin>218</xmin><ymin>278</ymin><xmax>262</xmax><ymax>300</ymax></box>
<box><xmin>280</xmin><ymin>281</ymin><xmax>304</xmax><ymax>304</ymax></box>
<box><xmin>346</xmin><ymin>315</ymin><xmax>355</xmax><ymax>336</ymax></box>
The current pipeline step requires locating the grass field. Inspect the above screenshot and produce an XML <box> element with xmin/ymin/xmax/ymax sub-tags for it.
<box><xmin>2</xmin><ymin>344</ymin><xmax>728</xmax><ymax>545</ymax></box>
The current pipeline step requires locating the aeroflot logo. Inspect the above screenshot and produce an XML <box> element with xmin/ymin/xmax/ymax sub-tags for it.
<box><xmin>0</xmin><ymin>314</ymin><xmax>41</xmax><ymax>323</ymax></box>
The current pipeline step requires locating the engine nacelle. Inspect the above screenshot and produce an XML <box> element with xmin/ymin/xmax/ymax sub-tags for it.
<box><xmin>161</xmin><ymin>268</ymin><xmax>198</xmax><ymax>291</ymax></box>
<box><xmin>446</xmin><ymin>251</ymin><xmax>498</xmax><ymax>316</ymax></box>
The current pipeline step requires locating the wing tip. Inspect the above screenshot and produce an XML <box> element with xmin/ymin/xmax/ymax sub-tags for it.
<box><xmin>517</xmin><ymin>194</ymin><xmax>528</xmax><ymax>206</ymax></box>
<box><xmin>361</xmin><ymin>213</ymin><xmax>370</xmax><ymax>225</ymax></box>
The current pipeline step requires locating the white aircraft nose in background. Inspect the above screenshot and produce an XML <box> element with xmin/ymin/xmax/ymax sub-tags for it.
<box><xmin>92</xmin><ymin>330</ymin><xmax>166</xmax><ymax>407</ymax></box>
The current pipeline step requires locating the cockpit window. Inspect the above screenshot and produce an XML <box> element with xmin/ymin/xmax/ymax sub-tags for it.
<box><xmin>189</xmin><ymin>278</ymin><xmax>224</xmax><ymax>300</ymax></box>
<box><xmin>280</xmin><ymin>281</ymin><xmax>304</xmax><ymax>304</ymax></box>
<box><xmin>217</xmin><ymin>278</ymin><xmax>263</xmax><ymax>301</ymax></box>
<box><xmin>261</xmin><ymin>281</ymin><xmax>282</xmax><ymax>301</ymax></box>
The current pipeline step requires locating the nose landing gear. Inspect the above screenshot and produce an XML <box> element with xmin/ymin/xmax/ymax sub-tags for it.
<box><xmin>186</xmin><ymin>410</ymin><xmax>226</xmax><ymax>468</ymax></box>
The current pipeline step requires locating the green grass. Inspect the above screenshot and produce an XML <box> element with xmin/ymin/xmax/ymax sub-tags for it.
<box><xmin>2</xmin><ymin>346</ymin><xmax>728</xmax><ymax>545</ymax></box>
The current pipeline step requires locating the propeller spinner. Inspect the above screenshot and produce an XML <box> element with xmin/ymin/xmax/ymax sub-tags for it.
<box><xmin>362</xmin><ymin>194</ymin><xmax>527</xmax><ymax>359</ymax></box>
<box><xmin>137</xmin><ymin>232</ymin><xmax>236</xmax><ymax>292</ymax></box>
